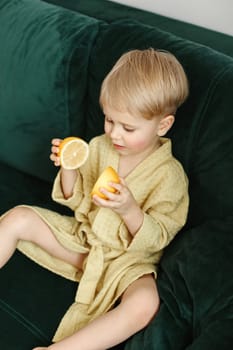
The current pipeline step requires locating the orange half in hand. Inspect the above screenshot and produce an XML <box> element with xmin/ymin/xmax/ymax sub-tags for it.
<box><xmin>91</xmin><ymin>166</ymin><xmax>120</xmax><ymax>199</ymax></box>
<box><xmin>58</xmin><ymin>136</ymin><xmax>89</xmax><ymax>169</ymax></box>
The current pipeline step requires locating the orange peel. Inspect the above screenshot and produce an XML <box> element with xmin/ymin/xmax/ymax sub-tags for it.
<box><xmin>91</xmin><ymin>166</ymin><xmax>120</xmax><ymax>199</ymax></box>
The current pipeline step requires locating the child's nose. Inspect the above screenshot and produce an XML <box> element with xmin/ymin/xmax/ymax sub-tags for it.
<box><xmin>110</xmin><ymin>125</ymin><xmax>120</xmax><ymax>139</ymax></box>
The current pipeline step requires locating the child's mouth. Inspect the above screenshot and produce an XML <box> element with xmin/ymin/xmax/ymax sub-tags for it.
<box><xmin>113</xmin><ymin>144</ymin><xmax>125</xmax><ymax>150</ymax></box>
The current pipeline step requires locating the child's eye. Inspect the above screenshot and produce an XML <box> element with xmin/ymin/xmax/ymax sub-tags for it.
<box><xmin>124</xmin><ymin>127</ymin><xmax>135</xmax><ymax>132</ymax></box>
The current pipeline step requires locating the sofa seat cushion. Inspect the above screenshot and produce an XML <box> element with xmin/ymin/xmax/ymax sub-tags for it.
<box><xmin>0</xmin><ymin>0</ymin><xmax>100</xmax><ymax>182</ymax></box>
<box><xmin>125</xmin><ymin>217</ymin><xmax>233</xmax><ymax>350</ymax></box>
<box><xmin>0</xmin><ymin>251</ymin><xmax>77</xmax><ymax>350</ymax></box>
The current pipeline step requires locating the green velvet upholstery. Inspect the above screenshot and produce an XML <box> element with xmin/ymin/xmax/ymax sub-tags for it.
<box><xmin>46</xmin><ymin>0</ymin><xmax>233</xmax><ymax>58</ymax></box>
<box><xmin>84</xmin><ymin>19</ymin><xmax>233</xmax><ymax>224</ymax></box>
<box><xmin>0</xmin><ymin>0</ymin><xmax>100</xmax><ymax>182</ymax></box>
<box><xmin>126</xmin><ymin>217</ymin><xmax>233</xmax><ymax>349</ymax></box>
<box><xmin>0</xmin><ymin>0</ymin><xmax>233</xmax><ymax>349</ymax></box>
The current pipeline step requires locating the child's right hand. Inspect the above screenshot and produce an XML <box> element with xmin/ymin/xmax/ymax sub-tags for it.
<box><xmin>50</xmin><ymin>138</ymin><xmax>62</xmax><ymax>167</ymax></box>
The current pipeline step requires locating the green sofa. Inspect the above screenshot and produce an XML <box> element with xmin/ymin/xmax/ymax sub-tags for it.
<box><xmin>0</xmin><ymin>0</ymin><xmax>233</xmax><ymax>349</ymax></box>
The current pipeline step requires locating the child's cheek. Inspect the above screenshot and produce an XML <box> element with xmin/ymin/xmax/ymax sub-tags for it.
<box><xmin>130</xmin><ymin>138</ymin><xmax>147</xmax><ymax>150</ymax></box>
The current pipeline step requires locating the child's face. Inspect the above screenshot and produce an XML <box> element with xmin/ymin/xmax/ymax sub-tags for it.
<box><xmin>104</xmin><ymin>105</ymin><xmax>164</xmax><ymax>159</ymax></box>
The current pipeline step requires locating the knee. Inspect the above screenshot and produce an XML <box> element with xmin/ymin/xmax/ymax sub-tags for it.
<box><xmin>2</xmin><ymin>206</ymin><xmax>33</xmax><ymax>232</ymax></box>
<box><xmin>134</xmin><ymin>289</ymin><xmax>160</xmax><ymax>329</ymax></box>
<box><xmin>122</xmin><ymin>279</ymin><xmax>160</xmax><ymax>331</ymax></box>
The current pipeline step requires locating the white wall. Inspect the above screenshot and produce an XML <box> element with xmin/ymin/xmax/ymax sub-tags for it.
<box><xmin>109</xmin><ymin>0</ymin><xmax>233</xmax><ymax>37</ymax></box>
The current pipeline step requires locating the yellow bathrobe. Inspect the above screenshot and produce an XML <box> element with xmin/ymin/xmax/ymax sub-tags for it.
<box><xmin>16</xmin><ymin>134</ymin><xmax>189</xmax><ymax>341</ymax></box>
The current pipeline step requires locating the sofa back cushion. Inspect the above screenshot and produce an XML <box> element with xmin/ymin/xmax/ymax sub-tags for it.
<box><xmin>0</xmin><ymin>0</ymin><xmax>100</xmax><ymax>181</ymax></box>
<box><xmin>86</xmin><ymin>20</ymin><xmax>233</xmax><ymax>226</ymax></box>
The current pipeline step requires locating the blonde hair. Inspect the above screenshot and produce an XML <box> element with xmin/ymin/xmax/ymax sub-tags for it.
<box><xmin>100</xmin><ymin>48</ymin><xmax>189</xmax><ymax>119</ymax></box>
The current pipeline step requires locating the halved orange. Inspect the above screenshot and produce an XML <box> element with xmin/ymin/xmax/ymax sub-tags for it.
<box><xmin>58</xmin><ymin>136</ymin><xmax>89</xmax><ymax>169</ymax></box>
<box><xmin>91</xmin><ymin>166</ymin><xmax>120</xmax><ymax>199</ymax></box>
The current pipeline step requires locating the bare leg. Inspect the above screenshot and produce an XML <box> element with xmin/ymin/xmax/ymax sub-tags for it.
<box><xmin>0</xmin><ymin>206</ymin><xmax>86</xmax><ymax>269</ymax></box>
<box><xmin>33</xmin><ymin>274</ymin><xmax>159</xmax><ymax>350</ymax></box>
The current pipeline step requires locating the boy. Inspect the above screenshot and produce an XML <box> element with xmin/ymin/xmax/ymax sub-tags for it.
<box><xmin>0</xmin><ymin>48</ymin><xmax>189</xmax><ymax>350</ymax></box>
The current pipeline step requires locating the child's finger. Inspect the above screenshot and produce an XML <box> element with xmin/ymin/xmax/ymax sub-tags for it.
<box><xmin>108</xmin><ymin>182</ymin><xmax>123</xmax><ymax>193</ymax></box>
<box><xmin>51</xmin><ymin>138</ymin><xmax>62</xmax><ymax>146</ymax></box>
<box><xmin>51</xmin><ymin>145</ymin><xmax>60</xmax><ymax>155</ymax></box>
<box><xmin>50</xmin><ymin>153</ymin><xmax>60</xmax><ymax>166</ymax></box>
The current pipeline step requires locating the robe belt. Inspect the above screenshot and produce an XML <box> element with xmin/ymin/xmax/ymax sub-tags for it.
<box><xmin>75</xmin><ymin>243</ymin><xmax>104</xmax><ymax>306</ymax></box>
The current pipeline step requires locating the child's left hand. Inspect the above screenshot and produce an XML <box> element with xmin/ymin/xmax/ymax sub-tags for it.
<box><xmin>92</xmin><ymin>177</ymin><xmax>144</xmax><ymax>235</ymax></box>
<box><xmin>92</xmin><ymin>177</ymin><xmax>137</xmax><ymax>217</ymax></box>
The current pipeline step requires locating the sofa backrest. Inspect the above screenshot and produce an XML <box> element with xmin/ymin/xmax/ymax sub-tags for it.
<box><xmin>0</xmin><ymin>0</ymin><xmax>232</xmax><ymax>228</ymax></box>
<box><xmin>85</xmin><ymin>20</ymin><xmax>233</xmax><ymax>227</ymax></box>
<box><xmin>0</xmin><ymin>0</ymin><xmax>101</xmax><ymax>182</ymax></box>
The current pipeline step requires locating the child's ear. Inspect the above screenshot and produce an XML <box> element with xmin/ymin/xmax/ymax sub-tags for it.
<box><xmin>157</xmin><ymin>115</ymin><xmax>175</xmax><ymax>136</ymax></box>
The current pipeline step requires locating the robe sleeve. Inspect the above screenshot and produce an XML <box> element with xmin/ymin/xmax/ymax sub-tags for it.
<box><xmin>51</xmin><ymin>170</ymin><xmax>84</xmax><ymax>211</ymax></box>
<box><xmin>126</xmin><ymin>162</ymin><xmax>189</xmax><ymax>254</ymax></box>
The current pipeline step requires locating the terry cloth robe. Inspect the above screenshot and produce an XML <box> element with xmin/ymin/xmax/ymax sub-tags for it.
<box><xmin>10</xmin><ymin>134</ymin><xmax>189</xmax><ymax>341</ymax></box>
